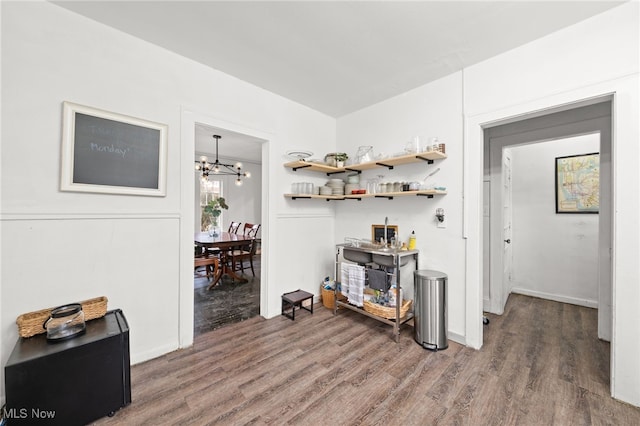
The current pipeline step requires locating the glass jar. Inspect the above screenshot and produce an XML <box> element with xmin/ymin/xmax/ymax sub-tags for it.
<box><xmin>355</xmin><ymin>146</ymin><xmax>374</xmax><ymax>163</ymax></box>
<box><xmin>44</xmin><ymin>303</ymin><xmax>86</xmax><ymax>341</ymax></box>
<box><xmin>366</xmin><ymin>178</ymin><xmax>379</xmax><ymax>194</ymax></box>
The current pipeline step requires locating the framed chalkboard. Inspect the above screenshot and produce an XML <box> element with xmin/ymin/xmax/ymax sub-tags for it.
<box><xmin>60</xmin><ymin>102</ymin><xmax>168</xmax><ymax>196</ymax></box>
<box><xmin>371</xmin><ymin>224</ymin><xmax>398</xmax><ymax>244</ymax></box>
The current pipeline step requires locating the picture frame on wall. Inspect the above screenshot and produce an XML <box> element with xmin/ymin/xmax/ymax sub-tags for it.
<box><xmin>60</xmin><ymin>101</ymin><xmax>168</xmax><ymax>196</ymax></box>
<box><xmin>555</xmin><ymin>152</ymin><xmax>599</xmax><ymax>214</ymax></box>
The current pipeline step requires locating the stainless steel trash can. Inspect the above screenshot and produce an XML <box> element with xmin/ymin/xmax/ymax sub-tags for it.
<box><xmin>414</xmin><ymin>270</ymin><xmax>448</xmax><ymax>350</ymax></box>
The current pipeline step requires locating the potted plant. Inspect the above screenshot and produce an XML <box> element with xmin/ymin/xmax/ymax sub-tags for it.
<box><xmin>203</xmin><ymin>196</ymin><xmax>229</xmax><ymax>236</ymax></box>
<box><xmin>335</xmin><ymin>152</ymin><xmax>348</xmax><ymax>168</ymax></box>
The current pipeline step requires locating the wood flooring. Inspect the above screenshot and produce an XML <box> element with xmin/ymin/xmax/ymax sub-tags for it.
<box><xmin>93</xmin><ymin>294</ymin><xmax>640</xmax><ymax>425</ymax></box>
<box><xmin>193</xmin><ymin>264</ymin><xmax>260</xmax><ymax>336</ymax></box>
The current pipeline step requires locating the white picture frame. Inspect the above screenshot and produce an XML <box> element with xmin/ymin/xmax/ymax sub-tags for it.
<box><xmin>60</xmin><ymin>101</ymin><xmax>168</xmax><ymax>196</ymax></box>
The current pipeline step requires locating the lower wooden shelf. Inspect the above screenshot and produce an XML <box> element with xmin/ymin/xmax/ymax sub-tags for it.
<box><xmin>335</xmin><ymin>300</ymin><xmax>414</xmax><ymax>327</ymax></box>
<box><xmin>285</xmin><ymin>190</ymin><xmax>446</xmax><ymax>200</ymax></box>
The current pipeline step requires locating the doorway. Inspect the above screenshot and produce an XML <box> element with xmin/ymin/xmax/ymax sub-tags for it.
<box><xmin>179</xmin><ymin>109</ymin><xmax>272</xmax><ymax>349</ymax></box>
<box><xmin>483</xmin><ymin>100</ymin><xmax>612</xmax><ymax>339</ymax></box>
<box><xmin>193</xmin><ymin>124</ymin><xmax>264</xmax><ymax>336</ymax></box>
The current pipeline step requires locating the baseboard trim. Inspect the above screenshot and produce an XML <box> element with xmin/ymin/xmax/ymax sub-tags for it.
<box><xmin>448</xmin><ymin>331</ymin><xmax>465</xmax><ymax>347</ymax></box>
<box><xmin>511</xmin><ymin>287</ymin><xmax>598</xmax><ymax>309</ymax></box>
<box><xmin>131</xmin><ymin>342</ymin><xmax>180</xmax><ymax>365</ymax></box>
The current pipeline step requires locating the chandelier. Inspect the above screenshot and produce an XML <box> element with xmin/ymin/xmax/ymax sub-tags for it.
<box><xmin>195</xmin><ymin>135</ymin><xmax>251</xmax><ymax>186</ymax></box>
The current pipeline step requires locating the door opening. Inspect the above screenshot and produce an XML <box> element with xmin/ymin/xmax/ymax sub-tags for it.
<box><xmin>483</xmin><ymin>101</ymin><xmax>611</xmax><ymax>341</ymax></box>
<box><xmin>193</xmin><ymin>123</ymin><xmax>265</xmax><ymax>337</ymax></box>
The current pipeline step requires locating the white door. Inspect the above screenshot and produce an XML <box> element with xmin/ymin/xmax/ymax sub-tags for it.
<box><xmin>502</xmin><ymin>149</ymin><xmax>513</xmax><ymax>292</ymax></box>
<box><xmin>482</xmin><ymin>181</ymin><xmax>491</xmax><ymax>311</ymax></box>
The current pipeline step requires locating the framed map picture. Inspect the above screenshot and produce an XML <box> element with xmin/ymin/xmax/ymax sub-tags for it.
<box><xmin>555</xmin><ymin>152</ymin><xmax>599</xmax><ymax>214</ymax></box>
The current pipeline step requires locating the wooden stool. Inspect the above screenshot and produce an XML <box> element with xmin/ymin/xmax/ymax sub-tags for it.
<box><xmin>281</xmin><ymin>289</ymin><xmax>313</xmax><ymax>321</ymax></box>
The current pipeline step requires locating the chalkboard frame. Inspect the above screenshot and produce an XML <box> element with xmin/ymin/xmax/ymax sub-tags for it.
<box><xmin>60</xmin><ymin>101</ymin><xmax>168</xmax><ymax>196</ymax></box>
<box><xmin>371</xmin><ymin>224</ymin><xmax>398</xmax><ymax>244</ymax></box>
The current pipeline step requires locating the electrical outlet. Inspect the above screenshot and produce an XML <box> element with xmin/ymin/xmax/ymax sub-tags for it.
<box><xmin>437</xmin><ymin>218</ymin><xmax>447</xmax><ymax>229</ymax></box>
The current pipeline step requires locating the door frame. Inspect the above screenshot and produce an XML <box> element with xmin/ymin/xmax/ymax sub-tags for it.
<box><xmin>482</xmin><ymin>102</ymin><xmax>612</xmax><ymax>339</ymax></box>
<box><xmin>464</xmin><ymin>78</ymin><xmax>640</xmax><ymax>399</ymax></box>
<box><xmin>464</xmin><ymin>92</ymin><xmax>617</xmax><ymax>351</ymax></box>
<box><xmin>179</xmin><ymin>108</ymin><xmax>273</xmax><ymax>349</ymax></box>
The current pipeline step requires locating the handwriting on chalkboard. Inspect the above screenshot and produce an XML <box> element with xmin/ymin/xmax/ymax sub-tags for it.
<box><xmin>90</xmin><ymin>143</ymin><xmax>131</xmax><ymax>159</ymax></box>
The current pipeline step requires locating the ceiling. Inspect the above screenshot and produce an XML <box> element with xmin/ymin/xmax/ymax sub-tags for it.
<box><xmin>194</xmin><ymin>124</ymin><xmax>265</xmax><ymax>164</ymax></box>
<box><xmin>52</xmin><ymin>1</ymin><xmax>625</xmax><ymax>162</ymax></box>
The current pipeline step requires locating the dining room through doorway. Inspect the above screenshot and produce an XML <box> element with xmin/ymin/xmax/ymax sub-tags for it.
<box><xmin>193</xmin><ymin>123</ymin><xmax>264</xmax><ymax>336</ymax></box>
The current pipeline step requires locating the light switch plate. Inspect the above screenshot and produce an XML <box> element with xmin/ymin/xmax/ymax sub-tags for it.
<box><xmin>437</xmin><ymin>218</ymin><xmax>447</xmax><ymax>229</ymax></box>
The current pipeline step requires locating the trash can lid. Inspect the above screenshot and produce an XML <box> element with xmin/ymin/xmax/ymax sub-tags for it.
<box><xmin>414</xmin><ymin>269</ymin><xmax>448</xmax><ymax>279</ymax></box>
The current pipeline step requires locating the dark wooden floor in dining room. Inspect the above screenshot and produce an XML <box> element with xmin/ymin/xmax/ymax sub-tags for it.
<box><xmin>93</xmin><ymin>293</ymin><xmax>640</xmax><ymax>425</ymax></box>
<box><xmin>193</xmin><ymin>258</ymin><xmax>261</xmax><ymax>336</ymax></box>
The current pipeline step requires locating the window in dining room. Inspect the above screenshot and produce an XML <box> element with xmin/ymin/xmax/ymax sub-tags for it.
<box><xmin>200</xmin><ymin>179</ymin><xmax>222</xmax><ymax>231</ymax></box>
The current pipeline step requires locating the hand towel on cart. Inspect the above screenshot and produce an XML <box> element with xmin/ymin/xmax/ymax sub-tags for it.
<box><xmin>341</xmin><ymin>262</ymin><xmax>365</xmax><ymax>307</ymax></box>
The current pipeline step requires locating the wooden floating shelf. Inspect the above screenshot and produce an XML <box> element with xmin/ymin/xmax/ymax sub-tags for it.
<box><xmin>284</xmin><ymin>190</ymin><xmax>446</xmax><ymax>200</ymax></box>
<box><xmin>284</xmin><ymin>151</ymin><xmax>447</xmax><ymax>174</ymax></box>
<box><xmin>283</xmin><ymin>161</ymin><xmax>342</xmax><ymax>174</ymax></box>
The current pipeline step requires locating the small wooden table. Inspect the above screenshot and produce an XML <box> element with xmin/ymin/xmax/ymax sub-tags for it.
<box><xmin>281</xmin><ymin>289</ymin><xmax>314</xmax><ymax>320</ymax></box>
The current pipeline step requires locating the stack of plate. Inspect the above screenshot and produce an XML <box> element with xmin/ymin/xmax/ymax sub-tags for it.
<box><xmin>327</xmin><ymin>178</ymin><xmax>345</xmax><ymax>195</ymax></box>
<box><xmin>319</xmin><ymin>186</ymin><xmax>333</xmax><ymax>196</ymax></box>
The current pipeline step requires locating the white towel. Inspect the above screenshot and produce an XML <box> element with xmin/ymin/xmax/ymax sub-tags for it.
<box><xmin>346</xmin><ymin>263</ymin><xmax>366</xmax><ymax>307</ymax></box>
<box><xmin>340</xmin><ymin>262</ymin><xmax>351</xmax><ymax>298</ymax></box>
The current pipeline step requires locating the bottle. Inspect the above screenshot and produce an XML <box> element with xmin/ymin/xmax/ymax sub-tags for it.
<box><xmin>408</xmin><ymin>231</ymin><xmax>416</xmax><ymax>250</ymax></box>
<box><xmin>388</xmin><ymin>285</ymin><xmax>402</xmax><ymax>307</ymax></box>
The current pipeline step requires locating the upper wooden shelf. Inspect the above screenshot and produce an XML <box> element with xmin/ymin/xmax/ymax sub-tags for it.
<box><xmin>284</xmin><ymin>151</ymin><xmax>447</xmax><ymax>174</ymax></box>
<box><xmin>283</xmin><ymin>161</ymin><xmax>342</xmax><ymax>173</ymax></box>
<box><xmin>284</xmin><ymin>189</ymin><xmax>447</xmax><ymax>200</ymax></box>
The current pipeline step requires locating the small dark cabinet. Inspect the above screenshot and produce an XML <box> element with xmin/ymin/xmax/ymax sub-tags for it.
<box><xmin>4</xmin><ymin>309</ymin><xmax>131</xmax><ymax>425</ymax></box>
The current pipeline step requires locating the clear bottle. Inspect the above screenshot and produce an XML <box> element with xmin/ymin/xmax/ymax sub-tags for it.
<box><xmin>388</xmin><ymin>284</ymin><xmax>402</xmax><ymax>307</ymax></box>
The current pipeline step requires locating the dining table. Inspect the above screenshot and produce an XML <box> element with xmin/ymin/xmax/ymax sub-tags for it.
<box><xmin>194</xmin><ymin>231</ymin><xmax>254</xmax><ymax>289</ymax></box>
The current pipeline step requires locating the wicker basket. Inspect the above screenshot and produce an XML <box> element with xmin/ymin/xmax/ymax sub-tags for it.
<box><xmin>16</xmin><ymin>296</ymin><xmax>108</xmax><ymax>338</ymax></box>
<box><xmin>321</xmin><ymin>285</ymin><xmax>346</xmax><ymax>310</ymax></box>
<box><xmin>363</xmin><ymin>299</ymin><xmax>412</xmax><ymax>320</ymax></box>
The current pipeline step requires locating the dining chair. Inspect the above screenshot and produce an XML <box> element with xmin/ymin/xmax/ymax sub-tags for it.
<box><xmin>228</xmin><ymin>221</ymin><xmax>242</xmax><ymax>234</ymax></box>
<box><xmin>194</xmin><ymin>248</ymin><xmax>220</xmax><ymax>282</ymax></box>
<box><xmin>226</xmin><ymin>223</ymin><xmax>260</xmax><ymax>276</ymax></box>
<box><xmin>242</xmin><ymin>223</ymin><xmax>261</xmax><ymax>238</ymax></box>
<box><xmin>254</xmin><ymin>238</ymin><xmax>262</xmax><ymax>256</ymax></box>
<box><xmin>230</xmin><ymin>237</ymin><xmax>258</xmax><ymax>277</ymax></box>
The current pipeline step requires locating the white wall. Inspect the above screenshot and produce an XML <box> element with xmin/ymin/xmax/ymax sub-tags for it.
<box><xmin>0</xmin><ymin>0</ymin><xmax>336</xmax><ymax>404</ymax></box>
<box><xmin>510</xmin><ymin>135</ymin><xmax>599</xmax><ymax>306</ymax></box>
<box><xmin>221</xmin><ymin>160</ymin><xmax>262</xmax><ymax>237</ymax></box>
<box><xmin>336</xmin><ymin>71</ymin><xmax>466</xmax><ymax>342</ymax></box>
<box><xmin>464</xmin><ymin>1</ymin><xmax>639</xmax><ymax>406</ymax></box>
